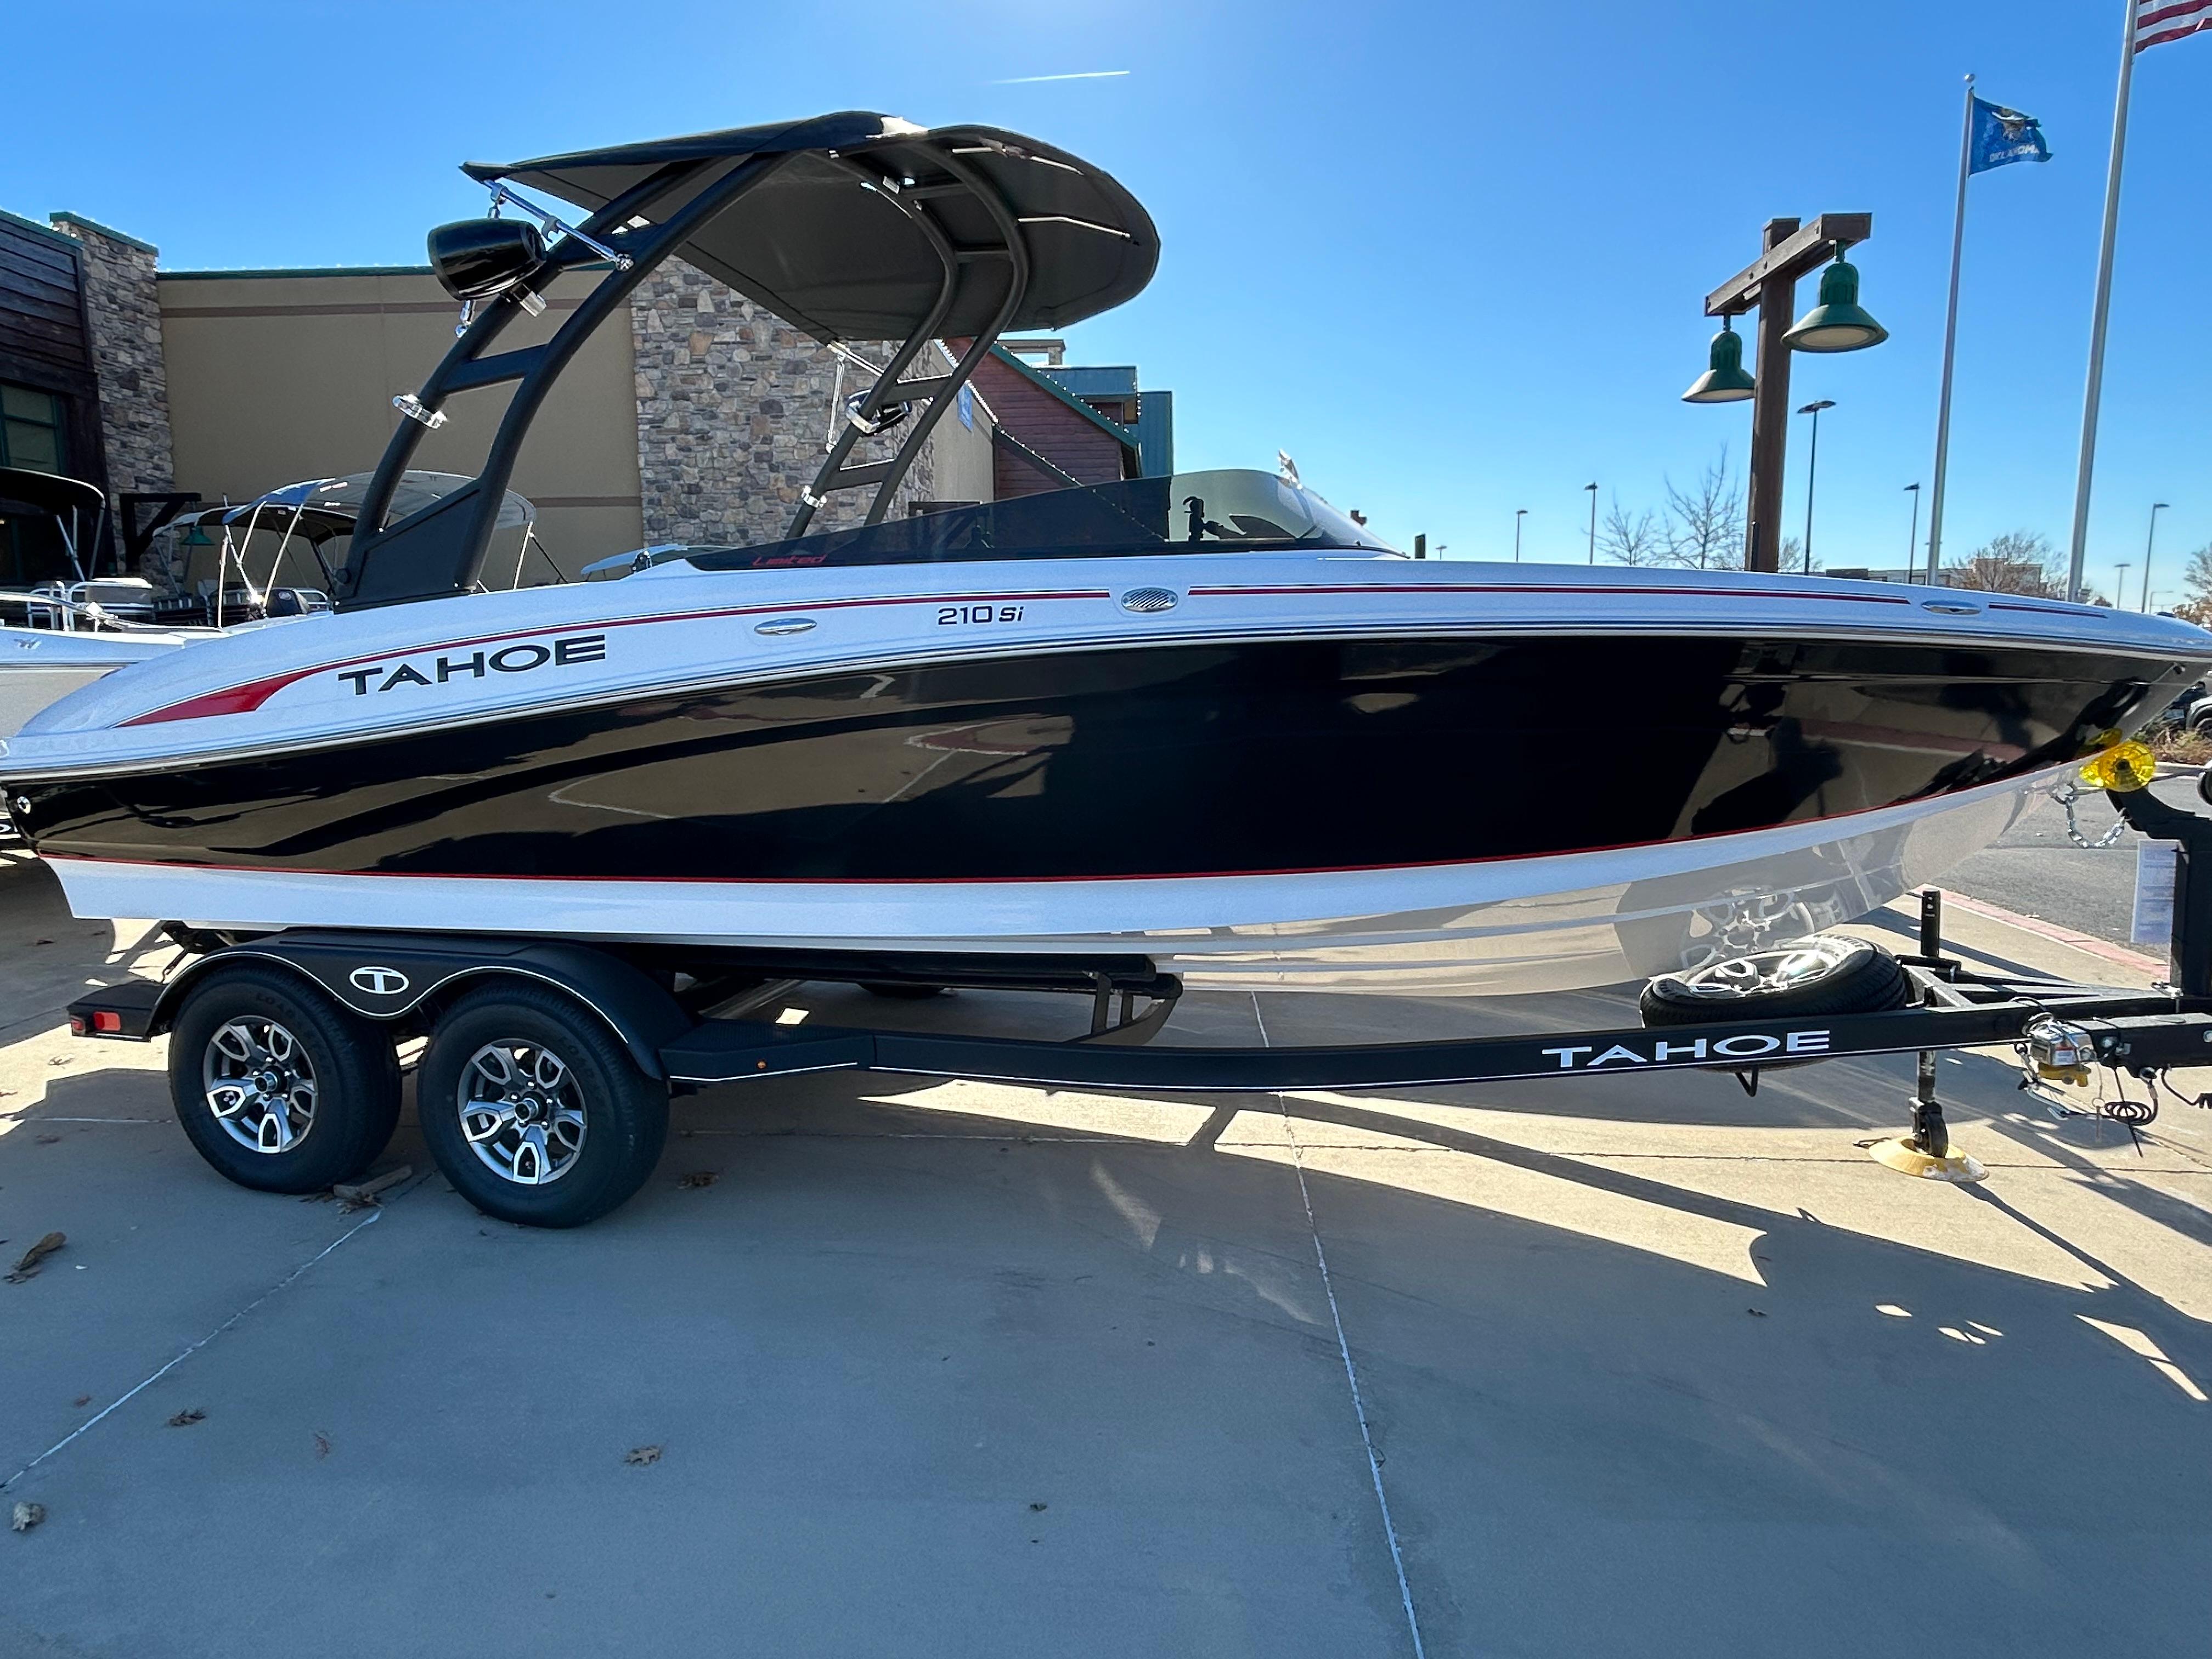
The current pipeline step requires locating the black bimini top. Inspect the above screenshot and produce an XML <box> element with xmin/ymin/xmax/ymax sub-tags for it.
<box><xmin>176</xmin><ymin>472</ymin><xmax>537</xmax><ymax>549</ymax></box>
<box><xmin>343</xmin><ymin>113</ymin><xmax>1161</xmax><ymax>611</ymax></box>
<box><xmin>0</xmin><ymin>466</ymin><xmax>105</xmax><ymax>521</ymax></box>
<box><xmin>462</xmin><ymin>111</ymin><xmax>1159</xmax><ymax>343</ymax></box>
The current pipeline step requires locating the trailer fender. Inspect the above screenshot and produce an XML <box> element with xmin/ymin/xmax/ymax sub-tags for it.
<box><xmin>138</xmin><ymin>931</ymin><xmax>689</xmax><ymax>1080</ymax></box>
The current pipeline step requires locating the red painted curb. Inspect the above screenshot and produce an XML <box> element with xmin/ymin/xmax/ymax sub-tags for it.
<box><xmin>1938</xmin><ymin>889</ymin><xmax>2164</xmax><ymax>977</ymax></box>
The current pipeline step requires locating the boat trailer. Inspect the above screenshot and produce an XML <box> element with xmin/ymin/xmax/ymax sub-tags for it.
<box><xmin>64</xmin><ymin>783</ymin><xmax>2212</xmax><ymax>1225</ymax></box>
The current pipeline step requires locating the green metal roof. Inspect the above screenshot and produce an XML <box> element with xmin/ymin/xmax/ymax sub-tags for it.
<box><xmin>161</xmin><ymin>264</ymin><xmax>437</xmax><ymax>279</ymax></box>
<box><xmin>987</xmin><ymin>345</ymin><xmax>1138</xmax><ymax>450</ymax></box>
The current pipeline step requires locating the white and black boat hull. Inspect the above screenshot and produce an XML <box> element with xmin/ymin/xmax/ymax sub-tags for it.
<box><xmin>42</xmin><ymin>764</ymin><xmax>2036</xmax><ymax>994</ymax></box>
<box><xmin>5</xmin><ymin>556</ymin><xmax>2207</xmax><ymax>994</ymax></box>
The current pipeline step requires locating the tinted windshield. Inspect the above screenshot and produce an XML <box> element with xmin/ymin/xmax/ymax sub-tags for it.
<box><xmin>683</xmin><ymin>469</ymin><xmax>1394</xmax><ymax>573</ymax></box>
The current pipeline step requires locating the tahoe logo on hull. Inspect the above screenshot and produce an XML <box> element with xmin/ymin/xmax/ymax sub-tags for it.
<box><xmin>337</xmin><ymin>633</ymin><xmax>606</xmax><ymax>697</ymax></box>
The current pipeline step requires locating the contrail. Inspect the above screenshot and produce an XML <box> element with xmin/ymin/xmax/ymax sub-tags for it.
<box><xmin>990</xmin><ymin>70</ymin><xmax>1132</xmax><ymax>84</ymax></box>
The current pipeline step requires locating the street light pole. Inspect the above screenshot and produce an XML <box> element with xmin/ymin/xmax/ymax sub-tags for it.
<box><xmin>1584</xmin><ymin>483</ymin><xmax>1598</xmax><ymax>564</ymax></box>
<box><xmin>1904</xmin><ymin>483</ymin><xmax>1922</xmax><ymax>581</ymax></box>
<box><xmin>2143</xmin><ymin>501</ymin><xmax>2170</xmax><ymax>611</ymax></box>
<box><xmin>1796</xmin><ymin>399</ymin><xmax>1835</xmax><ymax>573</ymax></box>
<box><xmin>1514</xmin><ymin>508</ymin><xmax>1526</xmax><ymax>563</ymax></box>
<box><xmin>1695</xmin><ymin>213</ymin><xmax>1880</xmax><ymax>572</ymax></box>
<box><xmin>2114</xmin><ymin>562</ymin><xmax>2132</xmax><ymax>607</ymax></box>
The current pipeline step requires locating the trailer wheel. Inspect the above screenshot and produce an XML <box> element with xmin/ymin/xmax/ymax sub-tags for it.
<box><xmin>416</xmin><ymin>983</ymin><xmax>667</xmax><ymax>1228</ymax></box>
<box><xmin>1640</xmin><ymin>934</ymin><xmax>1910</xmax><ymax>1026</ymax></box>
<box><xmin>168</xmin><ymin>964</ymin><xmax>402</xmax><ymax>1195</ymax></box>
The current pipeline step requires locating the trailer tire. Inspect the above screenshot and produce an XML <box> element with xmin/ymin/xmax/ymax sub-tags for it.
<box><xmin>416</xmin><ymin>983</ymin><xmax>667</xmax><ymax>1228</ymax></box>
<box><xmin>168</xmin><ymin>964</ymin><xmax>402</xmax><ymax>1195</ymax></box>
<box><xmin>1640</xmin><ymin>935</ymin><xmax>1910</xmax><ymax>1026</ymax></box>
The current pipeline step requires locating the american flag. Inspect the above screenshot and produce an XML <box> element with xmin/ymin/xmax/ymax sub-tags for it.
<box><xmin>2138</xmin><ymin>0</ymin><xmax>2212</xmax><ymax>51</ymax></box>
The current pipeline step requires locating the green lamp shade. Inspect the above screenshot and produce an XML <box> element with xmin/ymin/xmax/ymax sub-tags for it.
<box><xmin>1682</xmin><ymin>324</ymin><xmax>1756</xmax><ymax>403</ymax></box>
<box><xmin>1783</xmin><ymin>258</ymin><xmax>1888</xmax><ymax>353</ymax></box>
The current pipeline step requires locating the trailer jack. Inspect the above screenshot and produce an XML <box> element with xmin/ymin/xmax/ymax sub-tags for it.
<box><xmin>1857</xmin><ymin>891</ymin><xmax>1989</xmax><ymax>1181</ymax></box>
<box><xmin>1862</xmin><ymin>1047</ymin><xmax>1987</xmax><ymax>1183</ymax></box>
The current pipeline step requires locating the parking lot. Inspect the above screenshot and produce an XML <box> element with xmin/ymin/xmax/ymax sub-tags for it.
<box><xmin>4</xmin><ymin>840</ymin><xmax>2210</xmax><ymax>1658</ymax></box>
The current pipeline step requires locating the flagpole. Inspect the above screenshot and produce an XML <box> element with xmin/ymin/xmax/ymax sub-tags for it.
<box><xmin>2066</xmin><ymin>0</ymin><xmax>2143</xmax><ymax>603</ymax></box>
<box><xmin>1924</xmin><ymin>73</ymin><xmax>1976</xmax><ymax>585</ymax></box>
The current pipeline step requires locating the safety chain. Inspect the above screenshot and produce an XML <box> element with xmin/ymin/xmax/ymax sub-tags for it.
<box><xmin>2049</xmin><ymin>777</ymin><xmax>2129</xmax><ymax>850</ymax></box>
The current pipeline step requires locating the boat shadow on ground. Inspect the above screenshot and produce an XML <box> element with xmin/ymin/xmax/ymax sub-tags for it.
<box><xmin>794</xmin><ymin>976</ymin><xmax>2011</xmax><ymax>1134</ymax></box>
<box><xmin>630</xmin><ymin>1053</ymin><xmax>2212</xmax><ymax>1652</ymax></box>
<box><xmin>712</xmin><ymin>979</ymin><xmax>2212</xmax><ymax>1280</ymax></box>
<box><xmin>9</xmin><ymin>1032</ymin><xmax>2212</xmax><ymax>1653</ymax></box>
<box><xmin>0</xmin><ymin>848</ymin><xmax>178</xmax><ymax>1041</ymax></box>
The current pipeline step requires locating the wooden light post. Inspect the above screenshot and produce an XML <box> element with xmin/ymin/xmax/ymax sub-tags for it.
<box><xmin>1700</xmin><ymin>213</ymin><xmax>1875</xmax><ymax>573</ymax></box>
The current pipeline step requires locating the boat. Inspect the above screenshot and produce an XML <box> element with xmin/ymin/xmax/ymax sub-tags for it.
<box><xmin>149</xmin><ymin>471</ymin><xmax>546</xmax><ymax>629</ymax></box>
<box><xmin>1</xmin><ymin>466</ymin><xmax>195</xmax><ymax>740</ymax></box>
<box><xmin>0</xmin><ymin>469</ymin><xmax>539</xmax><ymax>739</ymax></box>
<box><xmin>4</xmin><ymin>111</ymin><xmax>2209</xmax><ymax>995</ymax></box>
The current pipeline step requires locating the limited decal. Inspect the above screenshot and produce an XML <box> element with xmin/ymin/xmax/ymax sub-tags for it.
<box><xmin>1539</xmin><ymin>1029</ymin><xmax>1831</xmax><ymax>1069</ymax></box>
<box><xmin>336</xmin><ymin>633</ymin><xmax>606</xmax><ymax>697</ymax></box>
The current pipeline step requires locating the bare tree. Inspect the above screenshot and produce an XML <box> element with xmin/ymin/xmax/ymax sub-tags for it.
<box><xmin>1948</xmin><ymin>529</ymin><xmax>2061</xmax><ymax>596</ymax></box>
<box><xmin>2176</xmin><ymin>548</ymin><xmax>2212</xmax><ymax>614</ymax></box>
<box><xmin>1778</xmin><ymin>536</ymin><xmax>1807</xmax><ymax>574</ymax></box>
<box><xmin>1598</xmin><ymin>496</ymin><xmax>1665</xmax><ymax>566</ymax></box>
<box><xmin>2174</xmin><ymin>542</ymin><xmax>2212</xmax><ymax>623</ymax></box>
<box><xmin>1661</xmin><ymin>449</ymin><xmax>1745</xmax><ymax>571</ymax></box>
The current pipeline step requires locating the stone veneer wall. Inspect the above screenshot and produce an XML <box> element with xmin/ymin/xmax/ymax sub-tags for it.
<box><xmin>50</xmin><ymin>215</ymin><xmax>174</xmax><ymax>498</ymax></box>
<box><xmin>629</xmin><ymin>258</ymin><xmax>937</xmax><ymax>546</ymax></box>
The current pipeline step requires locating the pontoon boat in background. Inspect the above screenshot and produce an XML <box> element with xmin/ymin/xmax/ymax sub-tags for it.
<box><xmin>5</xmin><ymin>111</ymin><xmax>2209</xmax><ymax>996</ymax></box>
<box><xmin>153</xmin><ymin>471</ymin><xmax>549</xmax><ymax>629</ymax></box>
<box><xmin>0</xmin><ymin>469</ymin><xmax>542</xmax><ymax>738</ymax></box>
<box><xmin>2</xmin><ymin>466</ymin><xmax>192</xmax><ymax>739</ymax></box>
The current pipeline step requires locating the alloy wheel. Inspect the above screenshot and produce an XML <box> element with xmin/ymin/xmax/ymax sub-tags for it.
<box><xmin>456</xmin><ymin>1041</ymin><xmax>588</xmax><ymax>1186</ymax></box>
<box><xmin>1674</xmin><ymin>936</ymin><xmax>1861</xmax><ymax>1000</ymax></box>
<box><xmin>202</xmin><ymin>1017</ymin><xmax>319</xmax><ymax>1154</ymax></box>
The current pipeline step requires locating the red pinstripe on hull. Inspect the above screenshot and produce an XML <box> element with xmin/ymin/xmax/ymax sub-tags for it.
<box><xmin>1184</xmin><ymin>582</ymin><xmax>1915</xmax><ymax>606</ymax></box>
<box><xmin>120</xmin><ymin>574</ymin><xmax>2024</xmax><ymax>728</ymax></box>
<box><xmin>35</xmin><ymin>761</ymin><xmax>2067</xmax><ymax>885</ymax></box>
<box><xmin>120</xmin><ymin>589</ymin><xmax>1113</xmax><ymax>726</ymax></box>
<box><xmin>104</xmin><ymin>571</ymin><xmax>2123</xmax><ymax>725</ymax></box>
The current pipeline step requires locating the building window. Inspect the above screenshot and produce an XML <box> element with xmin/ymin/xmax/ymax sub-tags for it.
<box><xmin>1</xmin><ymin>381</ymin><xmax>67</xmax><ymax>473</ymax></box>
<box><xmin>1</xmin><ymin>381</ymin><xmax>76</xmax><ymax>585</ymax></box>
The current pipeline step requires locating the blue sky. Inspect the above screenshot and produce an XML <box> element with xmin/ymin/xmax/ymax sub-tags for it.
<box><xmin>6</xmin><ymin>1</ymin><xmax>2206</xmax><ymax>595</ymax></box>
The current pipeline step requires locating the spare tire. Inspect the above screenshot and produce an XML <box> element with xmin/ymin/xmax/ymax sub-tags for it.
<box><xmin>1640</xmin><ymin>934</ymin><xmax>1911</xmax><ymax>1027</ymax></box>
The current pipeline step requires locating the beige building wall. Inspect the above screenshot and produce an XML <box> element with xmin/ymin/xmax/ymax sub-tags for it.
<box><xmin>928</xmin><ymin>366</ymin><xmax>996</xmax><ymax>506</ymax></box>
<box><xmin>160</xmin><ymin>262</ymin><xmax>1001</xmax><ymax>579</ymax></box>
<box><xmin>159</xmin><ymin>267</ymin><xmax>642</xmax><ymax>578</ymax></box>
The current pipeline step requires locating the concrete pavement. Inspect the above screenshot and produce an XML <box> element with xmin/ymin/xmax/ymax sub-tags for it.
<box><xmin>3</xmin><ymin>841</ymin><xmax>2210</xmax><ymax>1657</ymax></box>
